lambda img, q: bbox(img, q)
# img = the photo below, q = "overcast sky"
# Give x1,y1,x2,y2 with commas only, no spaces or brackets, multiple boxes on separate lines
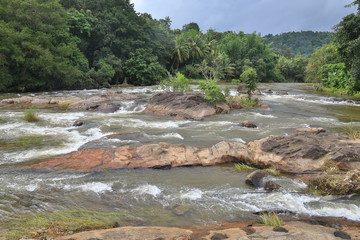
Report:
130,0,356,35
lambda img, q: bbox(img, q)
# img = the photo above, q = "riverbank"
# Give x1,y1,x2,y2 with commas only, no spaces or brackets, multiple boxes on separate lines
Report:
1,209,359,240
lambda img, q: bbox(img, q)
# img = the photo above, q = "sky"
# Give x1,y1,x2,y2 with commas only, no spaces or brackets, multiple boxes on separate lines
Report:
130,0,356,35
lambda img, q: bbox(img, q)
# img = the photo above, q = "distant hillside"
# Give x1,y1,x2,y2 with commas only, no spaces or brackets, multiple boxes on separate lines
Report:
264,31,333,58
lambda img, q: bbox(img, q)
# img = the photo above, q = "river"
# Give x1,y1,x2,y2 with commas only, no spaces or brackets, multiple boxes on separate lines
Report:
0,83,359,226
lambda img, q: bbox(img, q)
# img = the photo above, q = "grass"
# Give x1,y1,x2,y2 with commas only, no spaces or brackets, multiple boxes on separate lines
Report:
234,163,280,176
58,101,77,109
23,109,40,122
227,96,260,108
234,163,257,171
307,170,360,196
17,136,42,148
1,209,128,240
261,212,284,227
336,124,360,139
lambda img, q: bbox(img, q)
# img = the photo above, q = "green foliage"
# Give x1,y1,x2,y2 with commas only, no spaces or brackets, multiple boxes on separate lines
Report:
234,163,257,171
182,22,201,32
0,0,88,92
318,63,353,91
276,56,308,82
198,80,226,104
305,43,342,83
23,109,40,122
264,31,333,58
261,212,284,227
220,32,279,82
161,72,191,93
123,49,167,85
334,1,360,91
240,67,258,98
234,163,280,176
227,96,259,108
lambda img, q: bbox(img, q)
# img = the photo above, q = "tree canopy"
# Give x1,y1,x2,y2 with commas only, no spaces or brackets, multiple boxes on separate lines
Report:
1,0,356,93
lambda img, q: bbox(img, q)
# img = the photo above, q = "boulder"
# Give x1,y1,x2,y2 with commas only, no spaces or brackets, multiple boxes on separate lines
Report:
264,181,281,192
27,141,249,171
73,120,84,127
172,205,191,216
144,93,229,120
246,132,360,172
262,89,273,94
240,121,257,128
294,127,326,134
245,170,268,187
275,91,288,95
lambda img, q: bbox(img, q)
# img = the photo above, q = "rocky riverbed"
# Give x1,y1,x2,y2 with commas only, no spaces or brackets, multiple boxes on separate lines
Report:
0,83,359,239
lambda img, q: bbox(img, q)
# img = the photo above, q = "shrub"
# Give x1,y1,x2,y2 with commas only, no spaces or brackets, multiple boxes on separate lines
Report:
198,80,225,104
240,67,258,99
161,72,191,93
23,109,40,122
308,169,360,195
227,96,259,109
261,212,284,227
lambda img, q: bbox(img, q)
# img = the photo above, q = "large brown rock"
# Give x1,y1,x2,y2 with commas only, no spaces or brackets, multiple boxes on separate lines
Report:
144,92,229,120
55,221,359,240
28,141,249,171
246,132,360,172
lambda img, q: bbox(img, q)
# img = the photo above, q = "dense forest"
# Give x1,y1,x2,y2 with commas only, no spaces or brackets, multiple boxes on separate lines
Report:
264,31,333,58
0,0,359,94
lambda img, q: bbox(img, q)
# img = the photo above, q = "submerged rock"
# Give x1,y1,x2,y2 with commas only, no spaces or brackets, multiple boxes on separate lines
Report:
245,170,268,187
240,121,257,128
144,92,229,120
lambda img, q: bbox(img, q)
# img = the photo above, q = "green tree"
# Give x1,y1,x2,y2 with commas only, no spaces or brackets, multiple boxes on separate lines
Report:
123,49,167,85
334,0,360,91
0,0,88,92
182,22,201,32
198,80,225,104
305,43,341,83
240,67,258,99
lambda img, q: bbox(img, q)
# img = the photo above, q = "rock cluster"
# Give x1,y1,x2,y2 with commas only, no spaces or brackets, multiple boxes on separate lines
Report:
0,91,139,113
144,92,230,120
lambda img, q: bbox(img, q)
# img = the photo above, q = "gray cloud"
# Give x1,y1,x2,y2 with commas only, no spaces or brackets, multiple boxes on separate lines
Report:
131,0,356,35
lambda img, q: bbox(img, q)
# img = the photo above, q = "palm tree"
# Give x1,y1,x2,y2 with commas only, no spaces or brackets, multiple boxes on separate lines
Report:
171,36,189,71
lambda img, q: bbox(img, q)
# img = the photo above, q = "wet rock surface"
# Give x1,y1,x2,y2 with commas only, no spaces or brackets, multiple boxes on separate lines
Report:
28,132,360,173
0,91,139,113
144,92,229,120
246,132,360,172
27,141,249,171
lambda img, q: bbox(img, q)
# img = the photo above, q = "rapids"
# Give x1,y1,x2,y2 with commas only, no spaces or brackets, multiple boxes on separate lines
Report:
0,83,359,225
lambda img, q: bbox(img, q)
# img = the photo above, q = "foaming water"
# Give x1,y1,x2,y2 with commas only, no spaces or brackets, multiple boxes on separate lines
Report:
0,83,359,225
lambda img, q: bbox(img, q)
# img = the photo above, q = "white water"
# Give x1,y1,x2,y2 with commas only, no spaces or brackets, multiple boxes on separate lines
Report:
0,83,359,224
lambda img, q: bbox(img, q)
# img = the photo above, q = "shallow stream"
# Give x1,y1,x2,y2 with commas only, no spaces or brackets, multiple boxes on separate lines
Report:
0,83,359,225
